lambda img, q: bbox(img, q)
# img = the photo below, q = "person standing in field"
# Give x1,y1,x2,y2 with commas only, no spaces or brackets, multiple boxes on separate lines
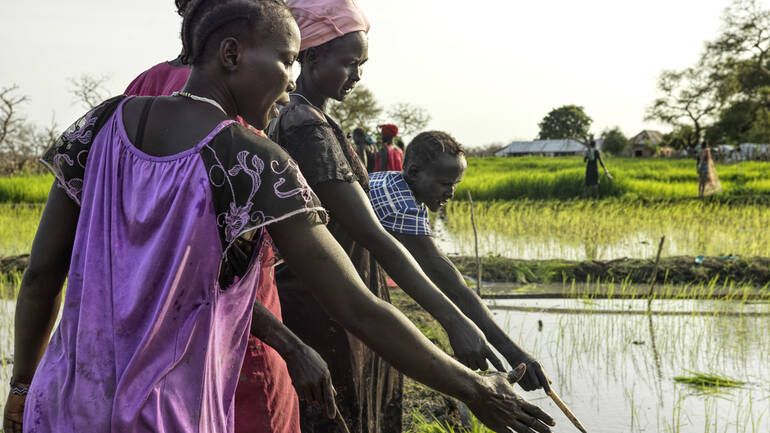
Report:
697,141,722,197
2,1,555,432
368,130,553,392
374,123,403,171
584,139,611,199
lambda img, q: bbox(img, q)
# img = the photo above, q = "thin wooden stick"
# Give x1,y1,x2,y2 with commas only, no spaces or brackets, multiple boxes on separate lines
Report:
334,406,351,433
647,236,666,308
467,190,482,296
507,371,587,433
546,389,588,433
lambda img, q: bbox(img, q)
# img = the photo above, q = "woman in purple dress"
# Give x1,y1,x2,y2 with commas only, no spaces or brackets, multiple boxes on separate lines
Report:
3,1,554,432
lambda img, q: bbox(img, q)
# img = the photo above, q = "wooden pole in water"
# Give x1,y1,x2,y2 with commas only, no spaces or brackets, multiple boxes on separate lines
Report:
467,190,482,296
647,236,666,302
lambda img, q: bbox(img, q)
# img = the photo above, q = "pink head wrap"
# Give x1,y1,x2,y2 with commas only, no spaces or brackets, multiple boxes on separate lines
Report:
287,0,371,52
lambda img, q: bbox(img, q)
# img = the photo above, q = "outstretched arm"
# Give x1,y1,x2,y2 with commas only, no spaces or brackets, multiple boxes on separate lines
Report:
4,186,76,433
391,231,551,392
267,216,554,432
313,180,502,371
249,301,336,418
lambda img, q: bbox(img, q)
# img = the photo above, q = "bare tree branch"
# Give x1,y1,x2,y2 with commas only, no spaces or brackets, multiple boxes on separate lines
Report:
68,74,110,109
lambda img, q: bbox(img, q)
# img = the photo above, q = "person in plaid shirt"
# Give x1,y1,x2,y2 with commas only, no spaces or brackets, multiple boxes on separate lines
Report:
369,131,553,393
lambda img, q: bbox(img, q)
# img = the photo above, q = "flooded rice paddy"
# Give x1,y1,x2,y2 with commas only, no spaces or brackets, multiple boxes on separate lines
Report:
437,200,770,260
489,297,770,433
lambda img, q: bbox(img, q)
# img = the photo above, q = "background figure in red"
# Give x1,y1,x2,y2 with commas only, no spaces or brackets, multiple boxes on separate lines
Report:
374,123,403,171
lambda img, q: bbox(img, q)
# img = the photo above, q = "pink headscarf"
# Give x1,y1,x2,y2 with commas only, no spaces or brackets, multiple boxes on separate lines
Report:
287,0,370,51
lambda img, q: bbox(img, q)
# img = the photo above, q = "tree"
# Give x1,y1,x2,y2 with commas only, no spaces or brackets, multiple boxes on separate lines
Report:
327,85,382,133
0,85,57,174
69,74,110,109
386,102,431,137
662,125,698,150
600,127,629,155
536,105,592,140
645,64,719,146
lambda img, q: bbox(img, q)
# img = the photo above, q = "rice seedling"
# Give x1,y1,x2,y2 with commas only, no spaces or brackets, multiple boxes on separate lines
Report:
674,372,746,391
439,199,770,260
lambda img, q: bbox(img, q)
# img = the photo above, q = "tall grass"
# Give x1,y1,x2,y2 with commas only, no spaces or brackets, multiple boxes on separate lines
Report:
440,199,770,259
0,204,43,257
0,174,53,203
456,157,770,201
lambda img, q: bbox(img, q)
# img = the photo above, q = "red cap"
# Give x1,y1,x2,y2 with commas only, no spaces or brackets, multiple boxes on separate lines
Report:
379,124,398,138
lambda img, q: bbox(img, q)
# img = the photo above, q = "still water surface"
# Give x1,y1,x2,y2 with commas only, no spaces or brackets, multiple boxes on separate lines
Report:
491,298,770,433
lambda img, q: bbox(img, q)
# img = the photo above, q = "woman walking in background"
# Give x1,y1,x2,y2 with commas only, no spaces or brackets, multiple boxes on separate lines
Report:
698,141,722,196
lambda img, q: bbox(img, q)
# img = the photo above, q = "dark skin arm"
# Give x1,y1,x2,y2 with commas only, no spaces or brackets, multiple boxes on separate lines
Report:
267,216,554,432
3,186,74,433
249,300,336,418
313,180,503,372
391,231,552,393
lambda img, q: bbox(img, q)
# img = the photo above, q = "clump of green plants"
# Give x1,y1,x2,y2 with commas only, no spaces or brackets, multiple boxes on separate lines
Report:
673,371,745,391
409,410,491,433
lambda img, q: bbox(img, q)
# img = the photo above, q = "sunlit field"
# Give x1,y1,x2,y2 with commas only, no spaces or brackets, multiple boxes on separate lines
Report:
439,199,770,260
455,157,770,201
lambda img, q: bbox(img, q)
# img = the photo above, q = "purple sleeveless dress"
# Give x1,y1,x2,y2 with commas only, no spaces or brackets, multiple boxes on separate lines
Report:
26,96,326,433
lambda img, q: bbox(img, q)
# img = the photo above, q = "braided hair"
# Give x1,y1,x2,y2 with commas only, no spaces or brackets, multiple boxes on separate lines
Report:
180,0,291,65
404,131,465,172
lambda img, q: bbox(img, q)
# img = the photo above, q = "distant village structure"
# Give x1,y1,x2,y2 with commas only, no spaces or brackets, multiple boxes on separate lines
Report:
495,139,596,157
626,130,664,157
493,129,770,161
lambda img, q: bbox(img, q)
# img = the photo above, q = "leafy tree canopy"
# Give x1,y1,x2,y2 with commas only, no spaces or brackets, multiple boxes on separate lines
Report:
536,105,592,140
600,127,629,155
327,85,382,133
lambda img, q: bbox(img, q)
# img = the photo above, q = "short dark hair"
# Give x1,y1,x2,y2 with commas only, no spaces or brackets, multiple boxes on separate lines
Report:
180,0,291,65
404,131,465,171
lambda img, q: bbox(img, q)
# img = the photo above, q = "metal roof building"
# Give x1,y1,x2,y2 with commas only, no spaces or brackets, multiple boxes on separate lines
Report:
494,139,591,157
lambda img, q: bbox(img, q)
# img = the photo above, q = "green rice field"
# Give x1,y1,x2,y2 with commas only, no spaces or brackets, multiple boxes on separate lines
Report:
455,156,770,201
1,158,769,433
438,198,770,260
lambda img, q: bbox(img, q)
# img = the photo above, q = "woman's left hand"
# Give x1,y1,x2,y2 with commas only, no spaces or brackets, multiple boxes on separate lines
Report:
3,392,26,433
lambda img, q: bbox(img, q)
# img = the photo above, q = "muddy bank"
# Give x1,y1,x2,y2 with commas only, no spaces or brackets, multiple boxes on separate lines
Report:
451,255,770,286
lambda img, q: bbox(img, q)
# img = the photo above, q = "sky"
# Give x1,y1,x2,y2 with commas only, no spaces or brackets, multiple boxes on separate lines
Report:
0,0,764,148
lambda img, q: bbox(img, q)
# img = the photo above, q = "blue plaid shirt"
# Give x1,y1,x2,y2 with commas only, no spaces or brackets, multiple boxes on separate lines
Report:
368,171,432,236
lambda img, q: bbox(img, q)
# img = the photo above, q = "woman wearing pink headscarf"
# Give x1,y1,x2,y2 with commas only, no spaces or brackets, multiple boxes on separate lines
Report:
268,1,553,432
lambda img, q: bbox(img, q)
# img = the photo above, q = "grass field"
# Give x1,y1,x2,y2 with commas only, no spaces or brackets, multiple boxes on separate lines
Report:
440,198,770,260
0,174,53,203
455,156,770,201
